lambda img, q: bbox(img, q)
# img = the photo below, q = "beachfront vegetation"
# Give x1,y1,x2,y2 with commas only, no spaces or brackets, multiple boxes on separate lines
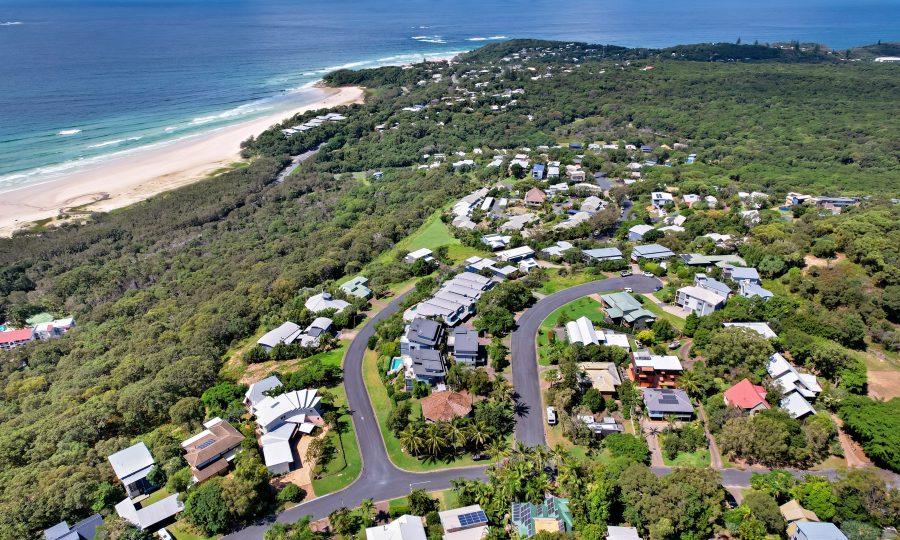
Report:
0,38,898,536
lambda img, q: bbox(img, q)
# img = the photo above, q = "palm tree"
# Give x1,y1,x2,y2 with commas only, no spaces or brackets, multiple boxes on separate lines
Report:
425,424,445,458
399,424,424,456
445,420,466,450
468,421,490,450
359,498,376,526
487,437,510,463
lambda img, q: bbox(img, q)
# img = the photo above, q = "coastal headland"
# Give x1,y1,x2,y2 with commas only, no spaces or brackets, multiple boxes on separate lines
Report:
0,85,364,236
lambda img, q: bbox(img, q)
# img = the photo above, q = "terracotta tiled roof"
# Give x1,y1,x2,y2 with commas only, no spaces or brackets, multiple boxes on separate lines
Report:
420,390,473,422
0,328,34,345
524,188,546,203
724,378,769,410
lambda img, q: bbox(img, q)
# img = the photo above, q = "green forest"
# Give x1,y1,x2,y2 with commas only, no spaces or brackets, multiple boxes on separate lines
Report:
0,39,898,538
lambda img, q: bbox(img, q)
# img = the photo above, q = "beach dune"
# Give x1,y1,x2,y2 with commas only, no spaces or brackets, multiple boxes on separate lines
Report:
0,85,364,236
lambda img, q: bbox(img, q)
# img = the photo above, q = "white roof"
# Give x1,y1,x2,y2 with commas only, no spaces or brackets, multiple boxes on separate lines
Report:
497,245,535,261
407,248,433,259
767,353,794,379
652,191,674,200
255,389,321,430
677,286,727,306
635,355,683,371
262,439,294,468
566,316,600,346
305,292,350,313
258,321,302,348
115,494,183,530
607,526,641,540
603,332,631,349
781,391,815,418
724,322,777,339
108,442,155,484
245,375,283,408
365,515,427,540
629,224,654,235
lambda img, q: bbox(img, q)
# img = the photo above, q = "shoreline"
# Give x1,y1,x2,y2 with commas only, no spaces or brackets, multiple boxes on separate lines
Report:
0,85,365,237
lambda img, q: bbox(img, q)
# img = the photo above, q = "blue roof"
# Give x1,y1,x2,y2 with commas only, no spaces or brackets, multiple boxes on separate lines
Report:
795,522,847,540
532,164,545,172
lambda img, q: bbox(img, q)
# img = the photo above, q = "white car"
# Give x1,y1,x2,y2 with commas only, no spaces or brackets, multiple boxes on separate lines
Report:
643,271,654,277
624,287,633,293
546,406,558,425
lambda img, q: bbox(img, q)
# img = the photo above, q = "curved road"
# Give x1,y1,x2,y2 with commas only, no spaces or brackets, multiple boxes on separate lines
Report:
225,293,487,539
511,275,662,446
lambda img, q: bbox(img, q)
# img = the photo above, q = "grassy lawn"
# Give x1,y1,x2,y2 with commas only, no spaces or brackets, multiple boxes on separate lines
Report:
537,269,597,295
638,295,686,331
535,297,605,366
167,522,212,540
139,487,171,507
431,489,461,510
362,350,484,471
312,367,362,496
662,448,711,467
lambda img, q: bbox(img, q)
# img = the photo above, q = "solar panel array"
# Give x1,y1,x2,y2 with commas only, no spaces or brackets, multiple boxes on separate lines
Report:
511,503,530,524
195,439,216,450
458,510,488,527
659,395,679,404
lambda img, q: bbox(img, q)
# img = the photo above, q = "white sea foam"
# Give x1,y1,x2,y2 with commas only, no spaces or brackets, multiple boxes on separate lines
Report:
0,21,23,26
88,136,142,149
468,35,508,41
412,35,446,44
58,129,81,136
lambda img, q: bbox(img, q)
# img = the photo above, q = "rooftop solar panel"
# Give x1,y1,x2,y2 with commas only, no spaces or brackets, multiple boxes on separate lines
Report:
458,510,488,526
196,439,215,450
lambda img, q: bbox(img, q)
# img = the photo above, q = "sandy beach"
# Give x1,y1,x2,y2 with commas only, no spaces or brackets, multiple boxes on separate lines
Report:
0,85,364,236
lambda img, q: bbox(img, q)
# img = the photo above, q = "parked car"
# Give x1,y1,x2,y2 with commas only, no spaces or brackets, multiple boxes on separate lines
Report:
668,340,681,350
547,406,557,425
643,271,654,277
620,270,632,277
624,287,633,293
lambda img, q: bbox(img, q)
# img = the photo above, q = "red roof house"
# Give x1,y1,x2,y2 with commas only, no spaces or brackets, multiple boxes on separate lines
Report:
0,328,35,350
524,187,547,207
723,378,769,413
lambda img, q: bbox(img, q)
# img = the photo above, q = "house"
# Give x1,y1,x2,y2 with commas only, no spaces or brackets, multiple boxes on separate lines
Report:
245,375,283,413
43,514,103,540
297,317,334,347
566,316,601,346
439,505,489,540
0,327,35,350
630,244,675,261
581,196,605,214
405,248,435,264
420,390,472,422
452,159,475,170
780,392,816,419
465,256,498,273
583,247,623,263
740,280,775,300
643,388,694,420
723,322,777,339
607,526,641,540
481,233,512,250
568,169,586,182
401,318,444,356
405,348,446,385
108,442,156,499
341,276,373,299
579,415,625,437
682,194,700,206
256,389,324,474
542,240,574,258
658,225,684,234
511,496,573,538
693,273,732,299
554,211,591,229
257,321,303,351
629,349,683,388
603,331,631,350
679,254,746,267
600,292,656,328
531,163,545,179
723,379,769,413
546,182,569,195
780,500,820,525
767,353,820,418
499,213,538,232
675,286,727,316
405,272,492,326
450,327,479,365
497,245,535,263
181,417,244,483
114,495,183,531
651,192,674,209
722,265,761,285
305,292,350,314
365,515,427,540
33,317,76,339
580,362,622,396
789,521,848,540
627,224,655,241
524,187,547,207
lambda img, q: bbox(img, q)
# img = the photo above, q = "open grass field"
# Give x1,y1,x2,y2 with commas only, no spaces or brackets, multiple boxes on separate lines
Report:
372,208,490,267
662,448,711,467
362,350,483,471
535,297,605,366
537,269,598,295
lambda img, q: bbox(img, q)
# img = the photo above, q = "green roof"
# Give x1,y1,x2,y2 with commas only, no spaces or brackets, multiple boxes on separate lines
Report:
25,312,54,325
600,292,642,312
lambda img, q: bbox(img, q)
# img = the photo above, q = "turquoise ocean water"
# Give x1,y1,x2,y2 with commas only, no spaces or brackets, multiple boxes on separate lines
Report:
0,0,897,191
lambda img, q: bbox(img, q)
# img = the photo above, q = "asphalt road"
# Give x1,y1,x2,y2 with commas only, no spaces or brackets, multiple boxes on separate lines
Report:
224,293,487,540
510,275,662,446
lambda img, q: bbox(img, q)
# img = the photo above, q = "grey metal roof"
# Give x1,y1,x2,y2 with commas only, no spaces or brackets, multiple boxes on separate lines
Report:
453,328,479,355
245,375,283,407
407,318,442,346
642,388,694,414
108,442,155,484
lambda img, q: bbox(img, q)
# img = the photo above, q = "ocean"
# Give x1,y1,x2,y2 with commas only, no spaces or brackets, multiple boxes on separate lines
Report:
1,0,897,192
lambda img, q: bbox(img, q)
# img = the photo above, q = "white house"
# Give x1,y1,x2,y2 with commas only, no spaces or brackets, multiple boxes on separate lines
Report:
651,192,674,209
255,389,324,474
305,292,350,314
675,286,727,316
366,515,427,540
404,248,435,264
566,316,601,346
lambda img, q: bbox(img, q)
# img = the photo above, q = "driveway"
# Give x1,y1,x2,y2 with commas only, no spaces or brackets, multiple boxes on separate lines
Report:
510,275,662,446
224,292,487,539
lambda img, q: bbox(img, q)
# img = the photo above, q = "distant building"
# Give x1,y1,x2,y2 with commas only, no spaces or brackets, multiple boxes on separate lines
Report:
108,442,156,499
693,273,732,299
651,192,674,209
580,362,622,397
244,375,283,413
642,388,694,420
257,321,303,351
256,389,324,474
628,224,655,241
583,247,623,263
630,244,675,261
404,248,435,264
767,353,820,419
629,349,683,388
0,327,35,350
511,496,573,538
531,163,545,179
723,322,777,339
524,187,547,207
400,318,444,356
450,327,479,365
607,526,641,540
305,292,350,314
675,285,727,316
780,500,820,525
578,414,624,437
497,245,535,263
542,240,575,258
